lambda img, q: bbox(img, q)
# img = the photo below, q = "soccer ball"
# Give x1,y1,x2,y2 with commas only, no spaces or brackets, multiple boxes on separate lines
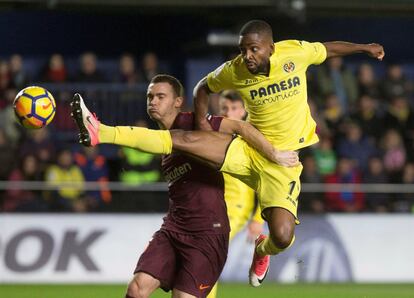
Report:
13,86,56,129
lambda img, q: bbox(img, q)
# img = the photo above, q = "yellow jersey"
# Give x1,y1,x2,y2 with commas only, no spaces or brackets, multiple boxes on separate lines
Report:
207,40,327,151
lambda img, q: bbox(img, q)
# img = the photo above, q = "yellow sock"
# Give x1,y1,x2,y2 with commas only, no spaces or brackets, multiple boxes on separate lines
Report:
207,283,218,298
256,235,295,256
99,124,172,154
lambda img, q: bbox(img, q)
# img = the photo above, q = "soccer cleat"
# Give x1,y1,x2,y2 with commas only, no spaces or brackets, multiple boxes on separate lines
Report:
70,93,100,146
249,234,270,287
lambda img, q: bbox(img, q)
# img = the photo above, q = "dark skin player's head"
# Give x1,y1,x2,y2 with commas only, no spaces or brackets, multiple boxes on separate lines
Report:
238,20,274,75
147,74,184,129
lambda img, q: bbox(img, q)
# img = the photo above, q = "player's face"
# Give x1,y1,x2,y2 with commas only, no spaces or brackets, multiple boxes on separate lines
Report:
219,99,246,120
146,82,181,122
239,33,274,74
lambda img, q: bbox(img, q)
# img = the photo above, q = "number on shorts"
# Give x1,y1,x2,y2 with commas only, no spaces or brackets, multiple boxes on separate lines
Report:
288,181,296,195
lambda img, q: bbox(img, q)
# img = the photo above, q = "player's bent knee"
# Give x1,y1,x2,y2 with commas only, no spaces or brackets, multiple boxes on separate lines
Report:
270,224,294,249
126,278,140,298
126,276,152,298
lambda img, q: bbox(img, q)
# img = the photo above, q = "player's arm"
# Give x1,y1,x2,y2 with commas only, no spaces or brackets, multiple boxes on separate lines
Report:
219,118,299,167
194,61,234,130
193,77,213,131
323,42,385,60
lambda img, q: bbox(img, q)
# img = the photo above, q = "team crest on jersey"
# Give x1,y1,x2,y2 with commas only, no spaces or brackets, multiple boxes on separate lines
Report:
283,61,295,73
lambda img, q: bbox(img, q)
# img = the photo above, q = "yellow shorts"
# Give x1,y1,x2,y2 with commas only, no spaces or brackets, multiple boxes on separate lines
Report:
220,136,303,222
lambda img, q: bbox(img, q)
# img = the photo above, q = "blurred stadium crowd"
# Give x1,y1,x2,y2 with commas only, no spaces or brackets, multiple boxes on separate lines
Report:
0,51,414,214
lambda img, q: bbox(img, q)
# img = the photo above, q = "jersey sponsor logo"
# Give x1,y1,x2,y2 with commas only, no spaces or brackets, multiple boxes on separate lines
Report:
164,162,192,184
283,61,295,73
249,76,300,100
253,89,300,106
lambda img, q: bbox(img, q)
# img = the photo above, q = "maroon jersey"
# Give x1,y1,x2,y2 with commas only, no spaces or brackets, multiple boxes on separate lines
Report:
161,112,230,235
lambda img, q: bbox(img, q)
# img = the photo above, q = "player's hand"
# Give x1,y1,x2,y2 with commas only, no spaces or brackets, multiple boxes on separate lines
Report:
246,220,264,243
273,150,300,167
196,117,213,131
365,43,385,61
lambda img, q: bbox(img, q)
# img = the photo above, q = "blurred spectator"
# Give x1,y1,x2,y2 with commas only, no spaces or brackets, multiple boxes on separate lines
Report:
74,146,111,211
312,136,337,176
357,63,381,99
0,88,23,146
9,54,28,89
306,71,322,107
219,90,246,120
337,121,376,171
52,91,78,132
73,52,105,82
397,163,414,212
45,149,86,212
309,99,331,138
383,96,414,156
140,52,160,84
300,155,324,213
325,158,364,212
118,53,140,84
363,157,389,212
41,54,67,83
119,120,161,185
0,128,15,181
3,155,46,212
19,127,56,177
0,60,12,109
317,57,358,113
322,93,345,138
380,129,407,182
381,64,412,101
350,95,384,141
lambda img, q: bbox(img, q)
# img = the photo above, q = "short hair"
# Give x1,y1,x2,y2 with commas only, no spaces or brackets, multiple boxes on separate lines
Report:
239,20,273,40
221,90,244,106
150,74,184,97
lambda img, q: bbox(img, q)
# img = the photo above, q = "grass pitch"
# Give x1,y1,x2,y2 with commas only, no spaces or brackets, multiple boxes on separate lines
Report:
1,283,413,298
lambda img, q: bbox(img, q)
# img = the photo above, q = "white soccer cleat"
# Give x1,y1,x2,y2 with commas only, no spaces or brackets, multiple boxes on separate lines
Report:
70,93,100,147
249,234,270,287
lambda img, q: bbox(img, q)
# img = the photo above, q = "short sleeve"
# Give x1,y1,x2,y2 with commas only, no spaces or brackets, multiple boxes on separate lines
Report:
206,114,224,132
206,61,234,93
299,41,327,66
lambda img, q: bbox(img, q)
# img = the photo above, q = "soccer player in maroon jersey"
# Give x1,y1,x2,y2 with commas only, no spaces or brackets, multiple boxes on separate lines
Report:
71,74,297,298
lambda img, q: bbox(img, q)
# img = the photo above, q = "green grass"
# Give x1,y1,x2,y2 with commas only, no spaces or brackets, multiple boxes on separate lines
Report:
1,283,414,298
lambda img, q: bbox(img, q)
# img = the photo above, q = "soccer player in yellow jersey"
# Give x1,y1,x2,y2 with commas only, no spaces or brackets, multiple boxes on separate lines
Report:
193,20,384,286
207,90,264,298
72,19,384,289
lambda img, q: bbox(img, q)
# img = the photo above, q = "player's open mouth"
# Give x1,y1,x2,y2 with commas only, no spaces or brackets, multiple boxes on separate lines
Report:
246,62,256,68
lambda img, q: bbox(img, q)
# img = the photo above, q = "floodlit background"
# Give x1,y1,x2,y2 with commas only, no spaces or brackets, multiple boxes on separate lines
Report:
1,1,414,297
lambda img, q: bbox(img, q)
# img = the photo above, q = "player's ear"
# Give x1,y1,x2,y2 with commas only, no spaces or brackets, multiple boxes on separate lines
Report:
270,43,275,56
175,96,184,108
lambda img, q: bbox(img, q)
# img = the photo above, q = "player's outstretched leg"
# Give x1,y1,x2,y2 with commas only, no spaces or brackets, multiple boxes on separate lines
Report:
70,94,231,167
71,93,101,146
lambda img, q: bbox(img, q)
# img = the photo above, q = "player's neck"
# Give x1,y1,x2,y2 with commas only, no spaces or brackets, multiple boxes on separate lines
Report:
157,112,179,130
258,62,271,76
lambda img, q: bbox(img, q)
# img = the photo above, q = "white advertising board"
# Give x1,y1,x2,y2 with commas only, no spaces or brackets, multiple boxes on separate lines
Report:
1,214,413,283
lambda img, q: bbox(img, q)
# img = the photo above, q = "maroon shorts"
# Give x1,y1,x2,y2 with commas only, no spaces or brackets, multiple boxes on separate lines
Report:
134,229,228,298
